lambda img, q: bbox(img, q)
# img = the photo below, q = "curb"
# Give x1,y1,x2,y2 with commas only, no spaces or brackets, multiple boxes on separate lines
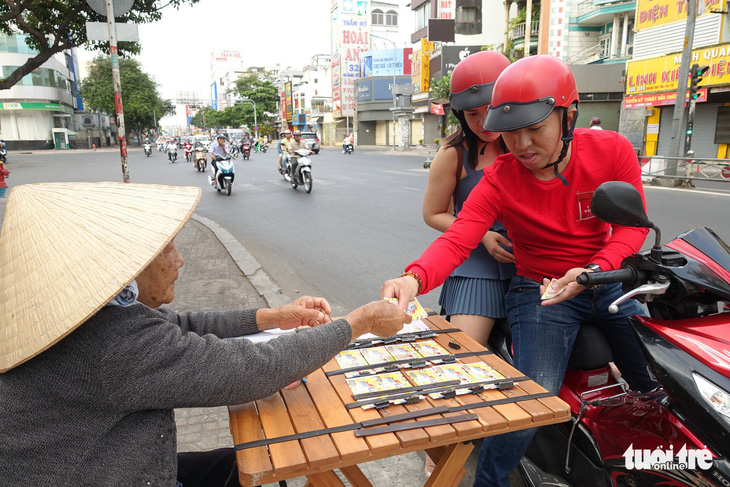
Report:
191,214,292,308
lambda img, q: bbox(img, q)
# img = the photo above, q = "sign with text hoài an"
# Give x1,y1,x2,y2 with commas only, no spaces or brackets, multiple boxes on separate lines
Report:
331,0,371,118
623,88,707,108
634,0,724,32
626,43,730,95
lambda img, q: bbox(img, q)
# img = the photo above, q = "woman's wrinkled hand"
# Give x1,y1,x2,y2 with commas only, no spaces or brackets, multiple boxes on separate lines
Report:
273,296,333,330
482,231,516,264
345,300,412,340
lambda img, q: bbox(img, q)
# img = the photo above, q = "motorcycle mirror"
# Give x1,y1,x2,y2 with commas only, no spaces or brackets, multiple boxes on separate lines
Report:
591,181,653,228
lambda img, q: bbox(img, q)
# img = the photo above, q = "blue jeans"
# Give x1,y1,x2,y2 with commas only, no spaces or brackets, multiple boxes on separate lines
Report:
474,276,655,487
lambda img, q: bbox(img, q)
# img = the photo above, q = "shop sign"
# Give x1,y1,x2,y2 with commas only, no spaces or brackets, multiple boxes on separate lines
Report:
626,43,730,95
357,79,372,101
441,46,483,76
635,0,722,32
0,102,73,113
623,89,707,108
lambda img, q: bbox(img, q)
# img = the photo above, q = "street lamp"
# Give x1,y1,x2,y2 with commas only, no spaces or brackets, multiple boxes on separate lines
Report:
371,34,397,151
236,98,258,138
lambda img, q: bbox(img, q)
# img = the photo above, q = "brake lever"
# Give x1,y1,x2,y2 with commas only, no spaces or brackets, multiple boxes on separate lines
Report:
608,281,670,314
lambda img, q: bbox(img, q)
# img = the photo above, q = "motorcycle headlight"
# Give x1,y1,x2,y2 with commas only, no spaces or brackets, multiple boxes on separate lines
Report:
692,372,730,425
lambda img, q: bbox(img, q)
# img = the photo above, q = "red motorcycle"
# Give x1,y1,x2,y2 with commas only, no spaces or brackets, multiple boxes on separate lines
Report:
488,181,730,486
183,143,193,162
241,142,251,160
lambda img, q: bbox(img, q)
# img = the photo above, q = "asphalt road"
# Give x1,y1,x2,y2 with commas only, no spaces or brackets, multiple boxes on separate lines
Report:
5,145,730,319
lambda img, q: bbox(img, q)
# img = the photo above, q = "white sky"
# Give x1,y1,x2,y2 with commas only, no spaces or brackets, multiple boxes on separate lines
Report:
79,0,335,126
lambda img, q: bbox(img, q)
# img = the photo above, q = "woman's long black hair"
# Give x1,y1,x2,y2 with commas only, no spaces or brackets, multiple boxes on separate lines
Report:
441,109,507,170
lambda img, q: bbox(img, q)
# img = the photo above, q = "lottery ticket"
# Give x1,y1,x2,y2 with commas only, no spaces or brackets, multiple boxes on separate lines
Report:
541,278,566,300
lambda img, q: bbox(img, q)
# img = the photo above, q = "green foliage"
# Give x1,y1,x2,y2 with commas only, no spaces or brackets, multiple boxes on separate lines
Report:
190,70,279,133
429,73,459,129
79,56,173,136
0,0,200,90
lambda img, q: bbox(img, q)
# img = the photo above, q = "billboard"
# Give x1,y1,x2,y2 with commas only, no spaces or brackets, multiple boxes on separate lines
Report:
331,0,371,118
360,49,413,77
285,81,293,123
441,46,484,76
210,82,218,110
625,43,730,95
634,0,722,32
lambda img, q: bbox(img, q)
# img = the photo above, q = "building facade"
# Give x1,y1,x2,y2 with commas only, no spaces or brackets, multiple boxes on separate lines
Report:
0,33,81,150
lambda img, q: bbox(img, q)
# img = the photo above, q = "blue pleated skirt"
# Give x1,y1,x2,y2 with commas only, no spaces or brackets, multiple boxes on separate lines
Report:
438,275,510,319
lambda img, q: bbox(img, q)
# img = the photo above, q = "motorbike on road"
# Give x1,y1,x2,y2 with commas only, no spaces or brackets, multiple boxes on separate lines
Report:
184,144,193,162
0,146,7,163
260,142,268,153
241,142,251,160
343,143,354,155
209,155,235,196
143,143,152,157
167,144,177,162
194,147,207,172
487,181,730,487
287,149,313,193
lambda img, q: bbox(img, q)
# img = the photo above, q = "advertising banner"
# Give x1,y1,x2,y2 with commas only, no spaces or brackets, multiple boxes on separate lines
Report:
634,0,722,32
210,82,218,110
441,46,484,76
623,89,707,108
360,49,412,77
437,0,455,18
626,42,730,95
357,79,372,101
285,81,293,123
331,0,371,117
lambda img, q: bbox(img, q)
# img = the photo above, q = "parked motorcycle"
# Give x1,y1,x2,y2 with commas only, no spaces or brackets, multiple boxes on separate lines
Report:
288,149,313,193
167,144,177,163
241,142,251,160
487,181,730,487
209,155,235,196
194,147,207,172
143,143,152,157
343,143,354,155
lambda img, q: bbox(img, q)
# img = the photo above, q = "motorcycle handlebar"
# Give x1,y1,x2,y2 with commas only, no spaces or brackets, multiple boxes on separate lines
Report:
576,266,641,287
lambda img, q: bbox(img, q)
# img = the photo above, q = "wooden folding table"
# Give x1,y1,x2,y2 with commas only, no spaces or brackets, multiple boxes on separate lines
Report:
228,313,570,487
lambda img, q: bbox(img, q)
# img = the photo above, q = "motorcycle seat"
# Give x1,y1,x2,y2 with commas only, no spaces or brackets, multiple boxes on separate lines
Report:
493,319,614,371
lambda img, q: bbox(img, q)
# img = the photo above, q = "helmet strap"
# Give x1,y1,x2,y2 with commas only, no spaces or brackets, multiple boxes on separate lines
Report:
543,106,578,186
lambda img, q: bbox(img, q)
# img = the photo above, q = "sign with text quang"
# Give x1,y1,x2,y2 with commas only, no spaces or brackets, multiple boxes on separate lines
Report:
626,42,730,95
634,0,724,32
331,0,371,118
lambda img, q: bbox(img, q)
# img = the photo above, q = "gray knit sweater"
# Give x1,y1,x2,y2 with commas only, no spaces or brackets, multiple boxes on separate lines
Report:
0,304,352,486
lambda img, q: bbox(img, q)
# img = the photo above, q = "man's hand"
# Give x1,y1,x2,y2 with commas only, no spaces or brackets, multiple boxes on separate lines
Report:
258,296,333,330
482,231,516,264
540,267,592,306
380,276,420,312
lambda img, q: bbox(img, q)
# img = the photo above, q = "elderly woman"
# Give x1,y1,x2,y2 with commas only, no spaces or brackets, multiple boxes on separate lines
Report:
0,182,410,486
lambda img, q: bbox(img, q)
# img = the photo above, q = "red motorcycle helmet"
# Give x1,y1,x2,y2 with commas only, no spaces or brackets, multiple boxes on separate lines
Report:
484,55,578,132
449,51,511,111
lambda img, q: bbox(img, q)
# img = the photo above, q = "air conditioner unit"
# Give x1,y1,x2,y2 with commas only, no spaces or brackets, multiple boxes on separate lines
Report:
627,46,633,56
82,116,94,126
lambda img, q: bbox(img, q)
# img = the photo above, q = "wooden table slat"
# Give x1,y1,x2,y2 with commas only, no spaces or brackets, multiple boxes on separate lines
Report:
256,393,308,475
228,402,273,479
305,368,371,461
281,383,342,469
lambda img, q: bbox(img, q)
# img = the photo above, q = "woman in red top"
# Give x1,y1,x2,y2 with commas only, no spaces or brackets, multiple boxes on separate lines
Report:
382,55,656,487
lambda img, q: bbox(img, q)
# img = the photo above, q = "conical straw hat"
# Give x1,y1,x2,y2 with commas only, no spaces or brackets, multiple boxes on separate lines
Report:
0,182,201,373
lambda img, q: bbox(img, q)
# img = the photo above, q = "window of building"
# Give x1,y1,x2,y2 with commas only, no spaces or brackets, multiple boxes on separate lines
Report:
2,66,70,92
599,36,610,58
415,1,431,30
373,9,384,25
386,10,398,26
461,7,477,22
0,33,39,54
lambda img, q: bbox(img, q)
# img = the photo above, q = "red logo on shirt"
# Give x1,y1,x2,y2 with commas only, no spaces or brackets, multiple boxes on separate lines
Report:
576,191,595,221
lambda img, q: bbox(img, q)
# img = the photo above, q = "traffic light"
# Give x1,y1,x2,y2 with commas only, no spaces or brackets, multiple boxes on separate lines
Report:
689,64,710,100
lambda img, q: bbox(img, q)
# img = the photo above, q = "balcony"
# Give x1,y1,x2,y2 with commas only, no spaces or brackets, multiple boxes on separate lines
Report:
575,0,635,26
509,20,540,40
565,42,634,65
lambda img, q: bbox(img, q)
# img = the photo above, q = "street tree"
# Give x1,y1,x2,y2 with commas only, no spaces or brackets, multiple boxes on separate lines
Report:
0,0,199,91
79,56,173,138
234,70,278,124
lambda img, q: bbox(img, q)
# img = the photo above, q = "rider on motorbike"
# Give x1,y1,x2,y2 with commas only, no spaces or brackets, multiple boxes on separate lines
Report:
209,134,231,174
287,131,309,181
342,134,354,153
167,138,178,161
183,140,193,160
278,129,292,173
381,55,656,487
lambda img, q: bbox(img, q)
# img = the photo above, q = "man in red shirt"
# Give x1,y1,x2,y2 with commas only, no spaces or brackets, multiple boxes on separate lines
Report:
382,55,655,486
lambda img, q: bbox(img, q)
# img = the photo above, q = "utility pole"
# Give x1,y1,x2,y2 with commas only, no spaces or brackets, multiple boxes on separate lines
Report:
666,0,698,179
105,1,130,183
